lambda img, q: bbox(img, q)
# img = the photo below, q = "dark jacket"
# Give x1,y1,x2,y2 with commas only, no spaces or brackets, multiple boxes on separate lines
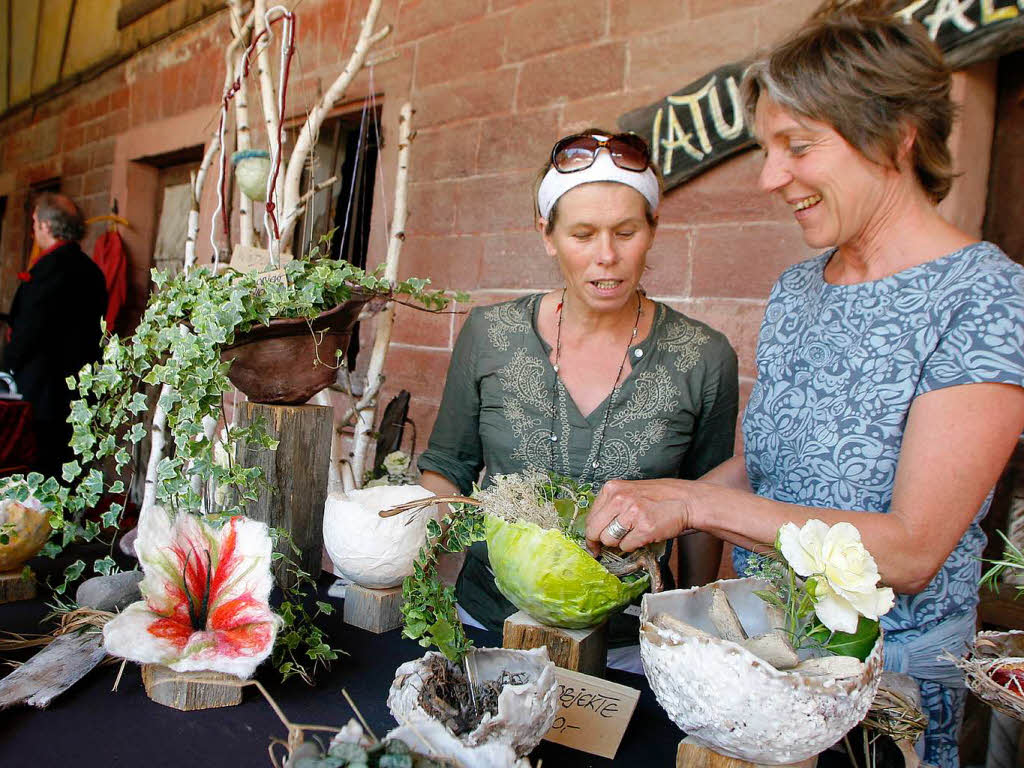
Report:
3,241,107,424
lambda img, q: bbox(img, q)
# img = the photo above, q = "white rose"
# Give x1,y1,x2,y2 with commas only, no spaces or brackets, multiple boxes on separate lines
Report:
382,451,411,477
778,519,895,634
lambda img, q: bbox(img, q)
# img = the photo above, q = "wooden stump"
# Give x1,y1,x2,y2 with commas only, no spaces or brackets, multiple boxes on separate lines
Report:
503,610,608,676
676,738,818,768
0,569,36,603
141,664,243,711
343,583,404,633
235,402,332,590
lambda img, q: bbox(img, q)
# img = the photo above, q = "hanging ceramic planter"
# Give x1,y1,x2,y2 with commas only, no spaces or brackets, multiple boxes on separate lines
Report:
220,290,373,405
231,149,271,202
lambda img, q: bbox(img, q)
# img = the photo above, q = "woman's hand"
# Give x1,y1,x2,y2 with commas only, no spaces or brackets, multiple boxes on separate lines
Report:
585,478,693,555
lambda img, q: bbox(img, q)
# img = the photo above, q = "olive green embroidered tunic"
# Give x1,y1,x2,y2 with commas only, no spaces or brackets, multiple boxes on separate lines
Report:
417,293,739,635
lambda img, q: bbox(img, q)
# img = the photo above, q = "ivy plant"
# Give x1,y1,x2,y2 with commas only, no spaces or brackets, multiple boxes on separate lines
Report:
2,232,464,681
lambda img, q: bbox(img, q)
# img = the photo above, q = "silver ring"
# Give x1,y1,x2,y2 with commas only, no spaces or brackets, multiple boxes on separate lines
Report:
604,517,631,541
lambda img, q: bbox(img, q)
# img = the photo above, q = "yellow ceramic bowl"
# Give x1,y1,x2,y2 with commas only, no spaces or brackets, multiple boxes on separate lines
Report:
0,498,51,571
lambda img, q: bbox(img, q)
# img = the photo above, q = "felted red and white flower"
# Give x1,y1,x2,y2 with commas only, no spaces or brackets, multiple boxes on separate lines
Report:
103,505,280,678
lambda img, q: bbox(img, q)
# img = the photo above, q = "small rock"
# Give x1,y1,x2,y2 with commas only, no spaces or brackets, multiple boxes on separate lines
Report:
76,571,143,611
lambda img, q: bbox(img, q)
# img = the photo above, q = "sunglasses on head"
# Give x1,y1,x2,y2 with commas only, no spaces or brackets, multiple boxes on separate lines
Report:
550,132,651,174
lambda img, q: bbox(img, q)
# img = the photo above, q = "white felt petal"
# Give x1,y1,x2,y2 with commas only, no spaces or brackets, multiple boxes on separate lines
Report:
102,601,180,665
209,516,274,611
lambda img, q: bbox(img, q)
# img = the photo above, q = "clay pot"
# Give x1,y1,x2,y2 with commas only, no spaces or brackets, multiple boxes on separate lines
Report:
0,496,51,572
221,293,372,405
640,578,884,764
387,647,558,758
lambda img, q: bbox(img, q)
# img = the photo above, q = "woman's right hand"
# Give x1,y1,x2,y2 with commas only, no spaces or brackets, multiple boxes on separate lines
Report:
585,478,693,555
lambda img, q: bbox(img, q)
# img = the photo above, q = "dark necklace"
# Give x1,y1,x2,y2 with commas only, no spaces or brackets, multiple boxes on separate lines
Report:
548,289,642,481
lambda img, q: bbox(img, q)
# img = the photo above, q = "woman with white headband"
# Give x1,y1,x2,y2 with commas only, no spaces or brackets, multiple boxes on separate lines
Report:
417,129,739,670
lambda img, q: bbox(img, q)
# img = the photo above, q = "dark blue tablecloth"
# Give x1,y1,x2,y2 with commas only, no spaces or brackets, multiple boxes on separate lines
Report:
0,572,683,766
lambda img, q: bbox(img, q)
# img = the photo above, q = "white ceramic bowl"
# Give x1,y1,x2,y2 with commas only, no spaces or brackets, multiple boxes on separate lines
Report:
388,647,558,757
640,578,884,764
322,485,436,589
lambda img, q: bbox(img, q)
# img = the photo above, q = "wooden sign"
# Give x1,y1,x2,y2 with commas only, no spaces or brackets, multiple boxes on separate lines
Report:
230,243,293,273
618,62,753,192
542,667,641,759
619,0,1024,193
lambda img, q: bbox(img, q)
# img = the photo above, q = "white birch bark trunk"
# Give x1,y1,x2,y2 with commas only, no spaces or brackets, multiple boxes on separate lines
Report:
278,0,387,256
252,0,285,261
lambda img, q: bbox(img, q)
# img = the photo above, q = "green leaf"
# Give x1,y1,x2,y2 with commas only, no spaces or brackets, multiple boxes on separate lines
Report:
808,615,880,661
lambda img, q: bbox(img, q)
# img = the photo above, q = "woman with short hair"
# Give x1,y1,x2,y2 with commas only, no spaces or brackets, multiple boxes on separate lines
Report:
584,4,1024,763
417,130,739,670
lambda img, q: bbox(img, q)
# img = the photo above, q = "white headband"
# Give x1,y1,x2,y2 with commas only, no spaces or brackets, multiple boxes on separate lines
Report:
537,149,660,220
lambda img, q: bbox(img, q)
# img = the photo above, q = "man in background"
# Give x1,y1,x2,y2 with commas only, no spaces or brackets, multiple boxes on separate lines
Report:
3,193,107,477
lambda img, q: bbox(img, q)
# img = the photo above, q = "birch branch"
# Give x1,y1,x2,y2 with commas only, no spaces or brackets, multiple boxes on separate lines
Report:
229,1,255,248
143,11,250,512
347,102,414,487
279,0,388,255
252,0,285,259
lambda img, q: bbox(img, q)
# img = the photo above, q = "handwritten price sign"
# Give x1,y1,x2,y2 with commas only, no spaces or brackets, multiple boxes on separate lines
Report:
542,668,640,759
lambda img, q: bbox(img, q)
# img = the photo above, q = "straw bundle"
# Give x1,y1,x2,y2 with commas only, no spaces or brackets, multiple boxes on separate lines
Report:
949,630,1024,722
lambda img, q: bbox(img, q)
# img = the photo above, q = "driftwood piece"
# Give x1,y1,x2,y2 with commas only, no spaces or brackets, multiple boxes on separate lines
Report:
649,613,713,640
0,570,36,603
235,402,332,589
738,631,799,670
503,610,607,676
791,655,867,679
676,737,818,768
0,632,106,709
709,585,747,642
141,664,243,710
343,583,403,634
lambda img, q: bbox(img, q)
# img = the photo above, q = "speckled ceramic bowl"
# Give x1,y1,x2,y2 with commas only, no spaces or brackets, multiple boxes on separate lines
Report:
387,647,558,757
0,496,50,571
640,578,884,764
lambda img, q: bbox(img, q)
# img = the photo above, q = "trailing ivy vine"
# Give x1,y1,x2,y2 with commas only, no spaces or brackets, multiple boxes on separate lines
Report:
2,233,463,680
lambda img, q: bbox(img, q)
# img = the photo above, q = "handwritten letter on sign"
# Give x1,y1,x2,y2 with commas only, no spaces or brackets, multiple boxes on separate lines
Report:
618,62,754,193
542,668,641,759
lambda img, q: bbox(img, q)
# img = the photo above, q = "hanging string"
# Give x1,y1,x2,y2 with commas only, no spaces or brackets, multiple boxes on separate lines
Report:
339,85,372,263
366,66,391,259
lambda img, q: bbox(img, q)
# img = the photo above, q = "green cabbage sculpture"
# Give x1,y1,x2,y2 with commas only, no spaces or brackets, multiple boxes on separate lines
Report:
485,515,649,629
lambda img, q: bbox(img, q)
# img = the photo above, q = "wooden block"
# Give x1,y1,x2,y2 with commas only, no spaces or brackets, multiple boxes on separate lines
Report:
0,569,36,603
343,583,404,633
141,664,243,711
235,402,332,590
503,610,608,677
677,738,818,768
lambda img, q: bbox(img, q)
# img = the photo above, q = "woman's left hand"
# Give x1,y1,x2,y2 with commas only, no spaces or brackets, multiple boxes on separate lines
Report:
585,478,693,555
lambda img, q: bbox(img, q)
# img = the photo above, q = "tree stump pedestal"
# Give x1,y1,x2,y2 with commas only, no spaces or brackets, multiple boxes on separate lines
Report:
502,610,608,676
0,569,36,603
343,583,404,633
676,739,818,768
141,664,243,711
235,402,333,590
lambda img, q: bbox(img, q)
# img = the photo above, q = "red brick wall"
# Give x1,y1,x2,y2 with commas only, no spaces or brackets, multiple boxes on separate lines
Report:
0,0,994,460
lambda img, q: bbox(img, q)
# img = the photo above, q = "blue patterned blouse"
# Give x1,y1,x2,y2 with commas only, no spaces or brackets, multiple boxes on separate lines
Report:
734,242,1024,642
